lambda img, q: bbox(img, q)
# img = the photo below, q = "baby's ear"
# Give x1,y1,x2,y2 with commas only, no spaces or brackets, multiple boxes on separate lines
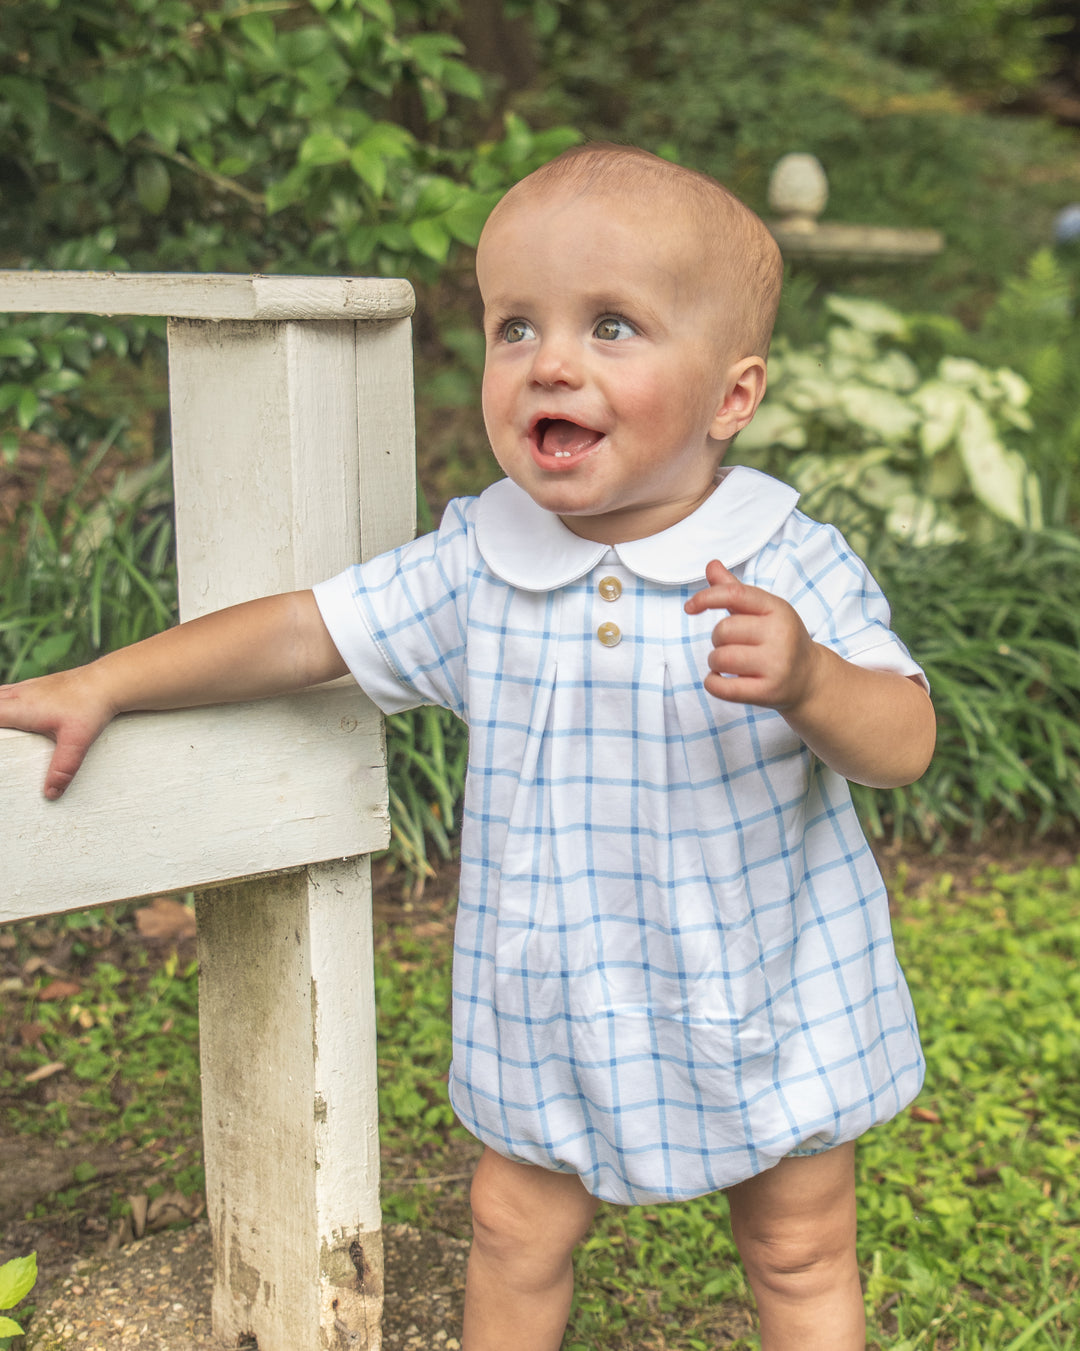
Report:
710,356,767,441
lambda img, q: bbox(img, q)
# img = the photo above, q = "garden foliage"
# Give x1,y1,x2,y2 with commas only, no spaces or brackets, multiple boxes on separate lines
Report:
735,295,1043,550
2,1,1079,862
525,0,1075,316
0,0,576,452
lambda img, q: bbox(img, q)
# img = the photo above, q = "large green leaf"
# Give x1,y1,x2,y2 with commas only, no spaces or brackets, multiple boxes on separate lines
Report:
0,1252,36,1310
957,401,1042,528
737,397,809,450
835,381,921,442
135,157,171,214
825,294,908,338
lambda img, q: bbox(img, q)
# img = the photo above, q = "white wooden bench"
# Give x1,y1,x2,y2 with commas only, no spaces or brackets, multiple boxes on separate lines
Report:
1,272,418,1350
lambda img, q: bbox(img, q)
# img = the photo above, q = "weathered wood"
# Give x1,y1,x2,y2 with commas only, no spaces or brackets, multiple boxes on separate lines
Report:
199,861,383,1351
165,308,416,1349
168,319,366,615
0,687,387,924
0,276,416,1351
356,318,417,560
0,270,414,321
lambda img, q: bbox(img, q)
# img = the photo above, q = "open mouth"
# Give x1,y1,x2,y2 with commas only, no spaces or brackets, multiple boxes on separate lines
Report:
533,417,604,460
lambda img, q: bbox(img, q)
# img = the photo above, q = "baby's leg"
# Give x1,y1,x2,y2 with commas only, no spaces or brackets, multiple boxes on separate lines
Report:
725,1142,865,1351
463,1146,599,1351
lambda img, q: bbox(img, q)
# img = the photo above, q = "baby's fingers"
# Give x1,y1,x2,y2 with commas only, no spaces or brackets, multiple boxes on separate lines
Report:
0,676,108,798
44,730,94,800
0,683,52,733
685,560,772,616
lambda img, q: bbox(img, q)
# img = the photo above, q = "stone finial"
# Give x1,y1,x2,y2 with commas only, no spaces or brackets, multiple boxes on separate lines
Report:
768,153,829,234
1054,204,1080,245
765,154,943,263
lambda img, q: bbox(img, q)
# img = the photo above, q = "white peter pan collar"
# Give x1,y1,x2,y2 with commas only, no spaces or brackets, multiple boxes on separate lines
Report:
474,465,800,592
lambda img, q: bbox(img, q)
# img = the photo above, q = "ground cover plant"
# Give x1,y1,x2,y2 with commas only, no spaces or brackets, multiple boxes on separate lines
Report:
0,906,203,1218
4,860,1078,1347
864,530,1080,843
0,1250,36,1345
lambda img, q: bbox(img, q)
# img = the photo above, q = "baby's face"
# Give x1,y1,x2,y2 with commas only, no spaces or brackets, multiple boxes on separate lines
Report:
477,187,763,544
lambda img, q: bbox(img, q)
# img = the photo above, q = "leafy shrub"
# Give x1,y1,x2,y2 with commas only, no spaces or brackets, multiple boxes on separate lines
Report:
733,294,1043,552
0,0,578,452
857,531,1080,843
965,248,1080,526
0,0,568,278
796,0,1067,98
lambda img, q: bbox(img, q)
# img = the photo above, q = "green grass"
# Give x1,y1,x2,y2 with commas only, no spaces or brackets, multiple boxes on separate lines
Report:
2,949,200,1154
4,863,1079,1344
0,916,204,1229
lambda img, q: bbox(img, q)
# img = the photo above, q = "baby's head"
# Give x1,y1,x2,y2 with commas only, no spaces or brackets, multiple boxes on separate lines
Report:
489,144,781,356
476,143,783,543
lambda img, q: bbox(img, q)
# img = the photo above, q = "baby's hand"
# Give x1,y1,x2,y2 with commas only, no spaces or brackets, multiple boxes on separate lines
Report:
0,665,116,799
684,560,822,711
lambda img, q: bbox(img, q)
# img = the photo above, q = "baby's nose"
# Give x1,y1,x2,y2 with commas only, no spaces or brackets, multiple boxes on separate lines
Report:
529,334,583,387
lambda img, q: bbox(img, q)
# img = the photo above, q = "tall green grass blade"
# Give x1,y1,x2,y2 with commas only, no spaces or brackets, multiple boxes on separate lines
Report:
1000,1298,1073,1350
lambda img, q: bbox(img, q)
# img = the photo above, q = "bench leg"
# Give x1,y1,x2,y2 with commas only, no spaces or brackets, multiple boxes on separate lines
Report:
196,858,382,1349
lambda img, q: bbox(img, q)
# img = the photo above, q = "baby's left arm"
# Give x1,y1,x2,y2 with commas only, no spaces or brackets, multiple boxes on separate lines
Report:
684,560,935,788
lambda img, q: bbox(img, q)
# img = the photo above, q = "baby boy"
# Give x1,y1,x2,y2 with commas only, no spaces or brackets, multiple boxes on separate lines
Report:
1,144,936,1350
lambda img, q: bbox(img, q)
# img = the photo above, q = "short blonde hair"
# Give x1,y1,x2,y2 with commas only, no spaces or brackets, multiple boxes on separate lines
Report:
488,143,783,359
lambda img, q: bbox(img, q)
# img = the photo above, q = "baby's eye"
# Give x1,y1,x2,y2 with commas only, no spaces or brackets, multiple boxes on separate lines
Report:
594,316,636,341
503,319,535,343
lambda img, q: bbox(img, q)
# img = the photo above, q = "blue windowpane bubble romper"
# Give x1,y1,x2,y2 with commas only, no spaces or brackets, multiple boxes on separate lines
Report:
314,466,926,1205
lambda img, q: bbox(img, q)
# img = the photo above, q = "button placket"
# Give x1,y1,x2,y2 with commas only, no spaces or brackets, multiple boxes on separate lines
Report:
594,571,626,647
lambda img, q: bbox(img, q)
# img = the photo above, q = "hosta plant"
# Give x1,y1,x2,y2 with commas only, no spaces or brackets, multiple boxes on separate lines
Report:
735,295,1043,553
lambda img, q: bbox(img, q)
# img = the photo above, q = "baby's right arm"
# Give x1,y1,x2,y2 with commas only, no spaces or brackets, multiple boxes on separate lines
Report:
0,590,347,799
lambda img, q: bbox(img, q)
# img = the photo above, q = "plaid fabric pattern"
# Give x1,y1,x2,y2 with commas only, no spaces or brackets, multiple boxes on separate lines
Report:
314,467,925,1204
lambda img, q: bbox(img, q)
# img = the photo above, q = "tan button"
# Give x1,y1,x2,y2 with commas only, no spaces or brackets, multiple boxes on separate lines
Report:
598,575,622,602
597,622,621,648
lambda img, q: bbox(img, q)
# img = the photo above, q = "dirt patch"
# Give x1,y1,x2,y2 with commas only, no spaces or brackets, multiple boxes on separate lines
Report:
23,1221,470,1351
874,829,1079,899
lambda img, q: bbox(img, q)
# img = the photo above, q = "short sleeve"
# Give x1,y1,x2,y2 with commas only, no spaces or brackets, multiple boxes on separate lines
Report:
762,515,928,691
312,499,473,715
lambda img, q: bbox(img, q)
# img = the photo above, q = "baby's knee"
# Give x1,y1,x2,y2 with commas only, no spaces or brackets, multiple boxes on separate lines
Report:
469,1151,596,1275
734,1212,856,1299
469,1169,529,1257
727,1143,859,1299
